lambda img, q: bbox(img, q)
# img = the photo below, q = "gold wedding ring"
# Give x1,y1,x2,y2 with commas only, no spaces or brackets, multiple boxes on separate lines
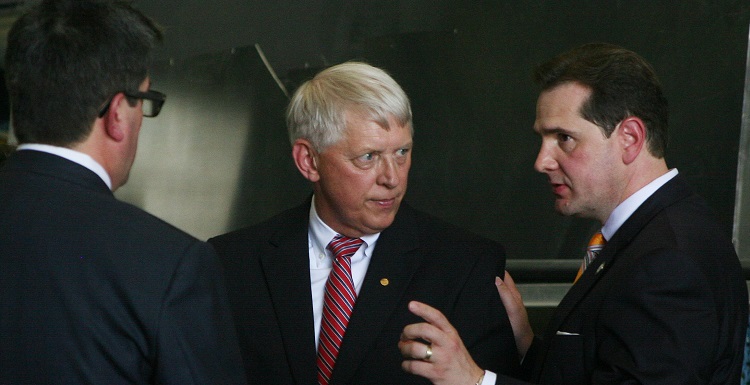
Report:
423,345,433,361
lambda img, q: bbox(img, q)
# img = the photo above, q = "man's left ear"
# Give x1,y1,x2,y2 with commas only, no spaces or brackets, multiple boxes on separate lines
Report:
102,92,128,143
618,117,646,164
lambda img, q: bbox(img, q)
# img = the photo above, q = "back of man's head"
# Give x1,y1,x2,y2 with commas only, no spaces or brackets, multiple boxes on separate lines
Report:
534,43,669,158
286,62,413,153
5,0,162,147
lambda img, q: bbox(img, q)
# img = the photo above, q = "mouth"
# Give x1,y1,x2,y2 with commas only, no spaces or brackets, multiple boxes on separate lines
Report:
371,197,398,208
551,183,569,196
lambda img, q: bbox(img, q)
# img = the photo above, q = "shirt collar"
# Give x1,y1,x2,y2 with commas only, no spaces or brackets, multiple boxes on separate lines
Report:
17,143,113,190
601,168,678,240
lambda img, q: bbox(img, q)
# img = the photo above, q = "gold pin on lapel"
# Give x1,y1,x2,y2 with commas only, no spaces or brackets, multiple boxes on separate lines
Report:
596,262,605,274
380,278,389,286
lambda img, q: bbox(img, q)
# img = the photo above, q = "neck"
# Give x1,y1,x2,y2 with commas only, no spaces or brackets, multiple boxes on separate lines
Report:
70,122,121,190
613,156,669,216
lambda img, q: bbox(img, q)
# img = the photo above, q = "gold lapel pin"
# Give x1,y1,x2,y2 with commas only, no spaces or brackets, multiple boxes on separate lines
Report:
596,262,605,274
380,278,389,286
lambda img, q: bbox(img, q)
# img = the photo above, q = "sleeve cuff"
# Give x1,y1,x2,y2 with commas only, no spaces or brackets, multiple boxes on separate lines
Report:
481,370,497,385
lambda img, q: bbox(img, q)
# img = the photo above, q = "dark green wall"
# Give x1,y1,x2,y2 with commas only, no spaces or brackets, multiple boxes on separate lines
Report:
146,1,750,263
355,2,750,260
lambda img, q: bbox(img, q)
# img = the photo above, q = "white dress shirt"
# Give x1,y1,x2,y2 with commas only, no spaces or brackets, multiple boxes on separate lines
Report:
601,168,678,241
16,143,113,190
308,198,380,348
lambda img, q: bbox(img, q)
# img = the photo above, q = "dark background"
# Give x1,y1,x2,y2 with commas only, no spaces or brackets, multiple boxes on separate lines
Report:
135,0,749,262
1,1,748,265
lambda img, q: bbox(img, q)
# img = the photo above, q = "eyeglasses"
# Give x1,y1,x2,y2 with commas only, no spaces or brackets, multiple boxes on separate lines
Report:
98,89,166,118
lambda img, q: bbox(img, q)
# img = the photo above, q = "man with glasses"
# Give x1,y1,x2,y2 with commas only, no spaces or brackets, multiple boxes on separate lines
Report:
0,0,246,383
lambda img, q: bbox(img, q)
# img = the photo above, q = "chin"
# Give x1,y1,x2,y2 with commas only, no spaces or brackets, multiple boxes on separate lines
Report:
368,217,397,233
554,201,576,217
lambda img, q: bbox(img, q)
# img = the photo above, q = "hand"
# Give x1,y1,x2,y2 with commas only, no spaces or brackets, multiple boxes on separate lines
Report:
496,271,533,359
399,301,485,385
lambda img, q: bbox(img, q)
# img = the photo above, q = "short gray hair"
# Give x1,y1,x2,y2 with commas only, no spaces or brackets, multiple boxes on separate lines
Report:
286,62,413,152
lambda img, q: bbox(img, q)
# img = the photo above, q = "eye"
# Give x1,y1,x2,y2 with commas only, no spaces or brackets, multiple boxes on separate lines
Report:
352,152,377,168
554,132,577,152
396,148,410,156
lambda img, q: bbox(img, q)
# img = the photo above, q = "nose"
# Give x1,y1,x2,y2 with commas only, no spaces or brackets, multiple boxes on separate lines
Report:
534,143,557,174
377,157,400,188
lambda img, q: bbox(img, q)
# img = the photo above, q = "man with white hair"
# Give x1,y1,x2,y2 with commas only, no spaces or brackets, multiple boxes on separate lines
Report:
210,62,520,384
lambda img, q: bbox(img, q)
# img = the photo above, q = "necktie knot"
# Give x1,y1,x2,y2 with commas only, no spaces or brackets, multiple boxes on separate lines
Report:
585,231,606,266
574,231,607,283
327,235,364,261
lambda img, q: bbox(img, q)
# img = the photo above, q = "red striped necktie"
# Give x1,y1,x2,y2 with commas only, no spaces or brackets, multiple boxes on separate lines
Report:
316,235,364,385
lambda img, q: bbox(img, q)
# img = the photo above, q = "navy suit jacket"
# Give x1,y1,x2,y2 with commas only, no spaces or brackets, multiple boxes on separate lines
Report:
0,150,246,384
209,200,520,384
500,174,748,385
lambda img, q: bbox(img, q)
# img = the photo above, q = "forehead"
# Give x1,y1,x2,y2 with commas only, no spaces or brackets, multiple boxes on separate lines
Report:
534,82,591,132
341,112,412,144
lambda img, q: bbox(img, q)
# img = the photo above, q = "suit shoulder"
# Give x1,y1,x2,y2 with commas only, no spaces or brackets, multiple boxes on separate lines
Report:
209,203,307,249
111,198,201,246
399,204,505,254
403,204,501,240
645,192,735,258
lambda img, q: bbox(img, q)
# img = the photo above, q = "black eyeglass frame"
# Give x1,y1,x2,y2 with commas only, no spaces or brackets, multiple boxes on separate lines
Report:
97,89,166,118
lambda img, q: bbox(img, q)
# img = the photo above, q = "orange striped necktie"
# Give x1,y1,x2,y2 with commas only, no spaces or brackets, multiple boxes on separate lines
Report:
574,231,606,284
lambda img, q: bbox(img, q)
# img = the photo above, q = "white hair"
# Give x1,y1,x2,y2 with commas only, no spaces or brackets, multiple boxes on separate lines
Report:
286,62,413,152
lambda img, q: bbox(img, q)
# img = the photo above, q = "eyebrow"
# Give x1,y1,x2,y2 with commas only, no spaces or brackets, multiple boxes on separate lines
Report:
534,126,572,135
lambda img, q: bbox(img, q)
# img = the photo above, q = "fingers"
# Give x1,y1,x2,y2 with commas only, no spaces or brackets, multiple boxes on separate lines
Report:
401,357,433,380
401,301,459,349
406,301,457,333
398,338,432,360
496,271,522,305
495,271,534,358
503,270,517,288
399,301,485,385
398,316,437,380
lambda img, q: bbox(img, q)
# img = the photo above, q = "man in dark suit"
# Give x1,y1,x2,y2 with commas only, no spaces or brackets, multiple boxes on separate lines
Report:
399,43,748,385
209,62,519,384
0,1,246,383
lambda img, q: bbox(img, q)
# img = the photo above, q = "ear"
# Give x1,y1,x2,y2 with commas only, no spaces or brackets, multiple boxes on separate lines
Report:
292,139,320,182
618,117,646,165
102,93,128,143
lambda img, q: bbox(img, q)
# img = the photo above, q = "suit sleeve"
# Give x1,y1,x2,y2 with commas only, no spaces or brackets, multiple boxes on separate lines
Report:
154,241,248,385
491,337,554,385
592,248,718,385
448,243,521,378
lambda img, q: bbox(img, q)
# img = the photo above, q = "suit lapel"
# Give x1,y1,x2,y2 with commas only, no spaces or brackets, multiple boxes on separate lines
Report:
545,175,693,338
262,204,318,385
329,205,423,384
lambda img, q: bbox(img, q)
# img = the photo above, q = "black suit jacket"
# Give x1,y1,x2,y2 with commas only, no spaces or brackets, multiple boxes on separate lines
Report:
0,150,246,384
500,174,748,385
209,200,519,384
